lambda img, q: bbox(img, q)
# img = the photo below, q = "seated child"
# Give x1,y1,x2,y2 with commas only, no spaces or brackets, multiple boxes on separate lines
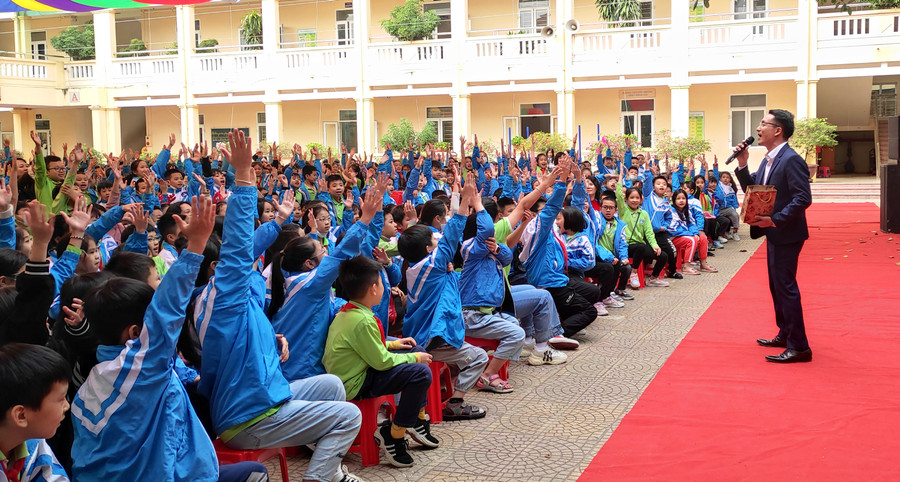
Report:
0,343,70,482
398,174,488,421
323,256,438,468
669,189,716,275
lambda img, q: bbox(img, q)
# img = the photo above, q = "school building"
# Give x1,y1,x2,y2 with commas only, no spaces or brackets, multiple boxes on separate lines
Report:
1,0,899,173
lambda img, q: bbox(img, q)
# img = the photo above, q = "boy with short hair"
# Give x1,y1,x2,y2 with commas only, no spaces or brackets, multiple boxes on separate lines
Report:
318,174,346,225
0,343,70,482
398,173,488,421
324,255,438,468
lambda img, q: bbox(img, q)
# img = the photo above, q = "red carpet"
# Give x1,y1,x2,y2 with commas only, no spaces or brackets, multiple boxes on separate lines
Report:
582,202,900,480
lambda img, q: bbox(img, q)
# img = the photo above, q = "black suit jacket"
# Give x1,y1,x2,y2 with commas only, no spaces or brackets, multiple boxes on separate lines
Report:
735,145,812,245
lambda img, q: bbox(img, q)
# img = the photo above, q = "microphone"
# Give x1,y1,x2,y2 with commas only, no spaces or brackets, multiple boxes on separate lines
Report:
725,136,754,165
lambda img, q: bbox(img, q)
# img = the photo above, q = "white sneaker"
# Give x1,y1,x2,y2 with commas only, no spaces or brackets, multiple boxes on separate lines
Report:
574,329,587,337
646,278,670,287
333,464,364,482
629,272,641,289
593,302,609,316
609,292,624,303
520,341,534,358
717,236,728,244
602,296,625,308
732,232,741,241
528,347,568,366
548,335,580,350
726,232,734,240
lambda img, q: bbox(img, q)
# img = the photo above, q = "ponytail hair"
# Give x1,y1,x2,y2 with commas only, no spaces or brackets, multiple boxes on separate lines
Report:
266,235,318,319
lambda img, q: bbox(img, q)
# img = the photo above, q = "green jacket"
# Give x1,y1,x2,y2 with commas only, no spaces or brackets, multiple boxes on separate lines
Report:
616,183,658,248
323,301,418,400
34,152,77,215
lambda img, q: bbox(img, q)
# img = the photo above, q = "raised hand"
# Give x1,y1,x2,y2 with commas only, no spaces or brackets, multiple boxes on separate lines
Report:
61,298,85,327
272,190,293,223
60,195,91,235
167,133,176,150
372,246,390,266
0,177,12,213
306,209,319,233
131,206,150,234
223,128,254,178
70,143,85,164
359,185,381,225
176,195,214,254
30,131,42,151
403,200,417,226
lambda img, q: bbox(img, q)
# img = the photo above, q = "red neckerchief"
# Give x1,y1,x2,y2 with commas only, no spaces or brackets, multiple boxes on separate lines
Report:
339,302,385,346
2,457,26,481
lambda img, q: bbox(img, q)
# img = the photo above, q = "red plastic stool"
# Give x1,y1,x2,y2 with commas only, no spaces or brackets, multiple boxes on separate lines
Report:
464,336,509,381
628,258,646,289
817,166,831,178
425,361,453,423
213,438,290,482
348,395,396,467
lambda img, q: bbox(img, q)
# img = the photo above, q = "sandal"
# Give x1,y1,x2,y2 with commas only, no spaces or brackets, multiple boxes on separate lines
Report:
683,267,701,275
442,400,487,421
477,374,514,393
700,266,719,273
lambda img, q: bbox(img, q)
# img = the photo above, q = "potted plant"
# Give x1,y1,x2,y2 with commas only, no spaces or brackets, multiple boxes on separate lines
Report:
240,11,263,50
197,39,219,53
789,117,838,180
50,23,95,61
380,0,440,42
117,38,148,58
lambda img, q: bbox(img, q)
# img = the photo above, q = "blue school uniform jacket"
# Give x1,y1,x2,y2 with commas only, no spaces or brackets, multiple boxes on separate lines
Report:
402,212,467,348
359,211,402,329
518,182,569,289
192,186,292,436
71,251,219,481
564,232,595,275
669,207,700,237
643,193,674,233
271,220,366,381
459,210,513,309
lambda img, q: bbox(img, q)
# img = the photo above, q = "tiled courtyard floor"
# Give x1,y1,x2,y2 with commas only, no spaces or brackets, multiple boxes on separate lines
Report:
266,231,763,482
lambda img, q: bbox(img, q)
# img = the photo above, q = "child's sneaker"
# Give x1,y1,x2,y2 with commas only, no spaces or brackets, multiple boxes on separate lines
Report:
732,232,741,241
528,347,568,365
407,417,440,448
726,232,734,240
374,424,414,467
520,341,534,358
713,240,725,249
593,302,609,316
609,292,624,303
602,296,625,308
333,464,365,482
629,272,641,289
646,278,670,287
616,289,635,300
548,335,580,350
717,236,728,244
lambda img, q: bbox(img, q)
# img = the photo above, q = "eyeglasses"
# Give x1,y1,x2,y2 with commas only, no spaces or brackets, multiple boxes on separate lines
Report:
600,205,616,210
48,166,67,172
759,120,781,129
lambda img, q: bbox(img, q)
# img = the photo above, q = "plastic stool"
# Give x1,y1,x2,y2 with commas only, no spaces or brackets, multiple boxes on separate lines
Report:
464,336,509,381
348,395,396,467
425,361,453,423
817,166,831,178
213,439,290,482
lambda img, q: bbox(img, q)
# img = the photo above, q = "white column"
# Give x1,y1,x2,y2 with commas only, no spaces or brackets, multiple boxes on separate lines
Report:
12,109,34,154
356,97,375,153
13,14,31,59
179,105,200,146
796,0,818,119
555,0,575,136
669,86,690,137
92,10,116,85
261,0,281,52
353,0,372,151
264,102,284,144
556,90,574,136
452,94,471,143
106,108,122,154
176,6,198,145
91,106,106,151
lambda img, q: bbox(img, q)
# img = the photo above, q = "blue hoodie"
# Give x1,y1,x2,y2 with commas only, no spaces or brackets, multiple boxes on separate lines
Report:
270,219,367,381
459,210,513,309
192,185,292,436
518,182,569,289
402,212,467,348
72,251,218,481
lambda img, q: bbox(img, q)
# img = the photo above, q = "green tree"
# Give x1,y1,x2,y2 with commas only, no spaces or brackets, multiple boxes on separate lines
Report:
117,38,148,58
240,11,263,49
418,121,438,146
381,0,440,42
380,118,439,149
50,24,95,61
197,39,219,53
789,117,839,164
595,0,642,27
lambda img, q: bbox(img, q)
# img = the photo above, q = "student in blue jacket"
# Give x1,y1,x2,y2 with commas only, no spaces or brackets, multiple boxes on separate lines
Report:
71,195,267,481
518,159,598,338
398,173,488,421
643,174,680,279
194,130,363,482
669,189,717,275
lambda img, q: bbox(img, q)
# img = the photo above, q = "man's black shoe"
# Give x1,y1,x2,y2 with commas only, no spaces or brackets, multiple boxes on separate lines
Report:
765,348,812,363
757,335,787,348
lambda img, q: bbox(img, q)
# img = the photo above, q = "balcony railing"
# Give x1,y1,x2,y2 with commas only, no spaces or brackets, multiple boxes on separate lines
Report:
818,10,900,69
0,57,55,82
111,56,178,86
689,17,795,47
369,41,450,67
282,45,355,70
468,35,551,60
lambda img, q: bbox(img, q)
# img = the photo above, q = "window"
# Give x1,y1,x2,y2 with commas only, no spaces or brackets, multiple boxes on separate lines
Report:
621,99,654,148
194,19,201,48
424,3,451,39
520,103,552,137
519,0,550,34
638,1,653,26
730,94,766,146
35,119,51,153
426,107,453,143
257,112,267,143
872,83,897,118
339,110,357,150
199,114,205,143
734,0,766,19
31,31,46,60
336,10,354,46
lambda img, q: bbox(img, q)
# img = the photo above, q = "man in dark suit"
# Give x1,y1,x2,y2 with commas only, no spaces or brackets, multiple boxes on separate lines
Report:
733,109,813,363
